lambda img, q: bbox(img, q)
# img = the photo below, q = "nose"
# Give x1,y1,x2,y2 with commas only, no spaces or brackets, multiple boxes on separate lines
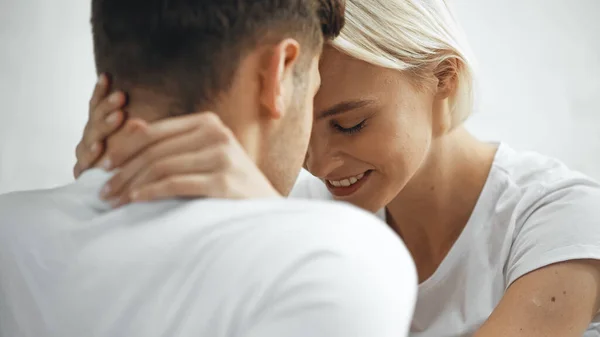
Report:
305,134,344,178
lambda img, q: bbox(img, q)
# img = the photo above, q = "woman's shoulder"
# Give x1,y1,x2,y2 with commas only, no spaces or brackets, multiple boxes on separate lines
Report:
490,142,600,219
487,143,600,205
288,169,333,200
472,143,600,255
488,144,600,287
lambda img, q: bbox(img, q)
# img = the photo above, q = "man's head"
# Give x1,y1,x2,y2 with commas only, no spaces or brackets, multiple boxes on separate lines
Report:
91,0,345,195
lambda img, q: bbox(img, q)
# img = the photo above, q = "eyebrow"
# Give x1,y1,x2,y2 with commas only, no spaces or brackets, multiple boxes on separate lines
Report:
316,99,376,120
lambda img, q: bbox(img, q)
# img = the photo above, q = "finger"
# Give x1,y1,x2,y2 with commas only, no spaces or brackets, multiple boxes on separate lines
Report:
78,110,126,170
75,138,105,175
81,93,126,151
100,130,227,199
96,119,151,171
73,157,94,179
129,174,221,202
78,111,226,178
81,108,125,156
91,91,126,123
79,83,127,171
127,148,229,194
73,162,82,179
109,194,131,209
132,111,230,148
89,73,110,111
99,112,228,175
93,107,125,136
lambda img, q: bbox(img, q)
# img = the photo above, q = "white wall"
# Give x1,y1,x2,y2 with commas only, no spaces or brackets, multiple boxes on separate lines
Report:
456,0,600,175
0,0,94,193
1,0,599,194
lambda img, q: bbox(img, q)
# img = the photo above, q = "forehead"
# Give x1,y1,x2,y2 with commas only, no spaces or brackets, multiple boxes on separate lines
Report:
315,46,403,112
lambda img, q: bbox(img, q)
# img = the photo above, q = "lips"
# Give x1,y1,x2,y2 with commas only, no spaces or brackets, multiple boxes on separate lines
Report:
327,172,365,187
325,170,372,197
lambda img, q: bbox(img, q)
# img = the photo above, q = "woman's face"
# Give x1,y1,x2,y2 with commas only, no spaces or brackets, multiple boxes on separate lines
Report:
306,47,438,212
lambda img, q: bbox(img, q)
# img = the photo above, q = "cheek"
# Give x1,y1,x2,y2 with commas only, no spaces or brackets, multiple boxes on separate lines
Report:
296,99,315,163
278,92,313,163
372,112,433,181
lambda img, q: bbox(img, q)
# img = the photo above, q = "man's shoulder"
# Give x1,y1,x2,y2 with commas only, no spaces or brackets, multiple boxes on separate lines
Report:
175,197,392,247
0,188,50,217
0,182,76,209
203,198,397,250
191,198,381,225
197,198,410,272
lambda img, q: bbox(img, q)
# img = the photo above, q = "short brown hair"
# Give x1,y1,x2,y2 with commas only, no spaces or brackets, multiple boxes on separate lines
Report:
91,0,345,115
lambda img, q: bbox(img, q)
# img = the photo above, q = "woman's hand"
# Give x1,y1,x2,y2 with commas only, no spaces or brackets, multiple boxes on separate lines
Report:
74,74,127,178
98,112,282,206
74,74,281,206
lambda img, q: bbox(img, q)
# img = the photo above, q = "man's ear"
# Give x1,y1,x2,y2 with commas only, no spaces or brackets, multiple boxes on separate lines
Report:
258,39,301,120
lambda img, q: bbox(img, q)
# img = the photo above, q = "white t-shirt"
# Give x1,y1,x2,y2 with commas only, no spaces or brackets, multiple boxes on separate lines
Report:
291,143,600,336
0,169,417,337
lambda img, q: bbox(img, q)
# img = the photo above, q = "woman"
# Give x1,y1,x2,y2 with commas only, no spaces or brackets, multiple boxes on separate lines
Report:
75,0,600,336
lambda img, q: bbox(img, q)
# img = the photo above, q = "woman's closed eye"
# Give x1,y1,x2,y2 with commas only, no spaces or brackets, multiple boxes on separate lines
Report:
332,120,367,135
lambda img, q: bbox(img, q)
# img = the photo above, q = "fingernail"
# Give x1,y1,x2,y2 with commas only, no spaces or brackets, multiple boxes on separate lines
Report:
100,184,111,199
109,92,121,104
109,198,121,208
129,190,139,201
101,158,112,171
97,74,105,85
276,96,285,111
90,142,99,153
106,112,119,125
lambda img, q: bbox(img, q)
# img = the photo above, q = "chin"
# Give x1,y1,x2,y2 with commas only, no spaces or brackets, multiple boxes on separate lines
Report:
326,172,387,213
332,188,386,214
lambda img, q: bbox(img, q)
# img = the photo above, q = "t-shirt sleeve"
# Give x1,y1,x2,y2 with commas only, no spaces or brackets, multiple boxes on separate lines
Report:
506,177,600,287
239,205,417,337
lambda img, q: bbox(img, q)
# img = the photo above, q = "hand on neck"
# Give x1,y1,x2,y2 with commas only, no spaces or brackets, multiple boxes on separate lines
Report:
120,85,266,166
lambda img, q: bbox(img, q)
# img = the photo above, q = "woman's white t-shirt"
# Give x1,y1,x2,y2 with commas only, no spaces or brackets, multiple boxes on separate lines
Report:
290,143,600,336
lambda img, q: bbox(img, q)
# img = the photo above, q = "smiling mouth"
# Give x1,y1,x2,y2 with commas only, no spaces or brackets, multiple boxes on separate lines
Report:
325,170,373,197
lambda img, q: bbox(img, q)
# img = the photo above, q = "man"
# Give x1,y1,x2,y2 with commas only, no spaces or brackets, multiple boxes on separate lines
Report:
0,1,416,337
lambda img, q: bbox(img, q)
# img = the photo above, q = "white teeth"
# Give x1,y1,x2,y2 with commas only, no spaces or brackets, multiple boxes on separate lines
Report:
328,172,367,188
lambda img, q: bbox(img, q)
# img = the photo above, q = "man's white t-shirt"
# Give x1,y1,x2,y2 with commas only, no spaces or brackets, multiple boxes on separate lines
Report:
291,143,600,336
0,169,417,337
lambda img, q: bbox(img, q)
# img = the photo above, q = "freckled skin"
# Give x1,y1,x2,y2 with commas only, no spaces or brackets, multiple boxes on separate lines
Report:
308,47,436,212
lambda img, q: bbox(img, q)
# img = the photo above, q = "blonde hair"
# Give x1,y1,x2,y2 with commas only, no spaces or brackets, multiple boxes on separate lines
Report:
332,0,475,127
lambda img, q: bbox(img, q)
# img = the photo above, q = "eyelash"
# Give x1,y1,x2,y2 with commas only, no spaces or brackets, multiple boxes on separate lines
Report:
333,120,367,135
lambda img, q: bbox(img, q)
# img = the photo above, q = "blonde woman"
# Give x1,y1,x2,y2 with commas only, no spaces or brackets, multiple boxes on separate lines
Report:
75,0,600,335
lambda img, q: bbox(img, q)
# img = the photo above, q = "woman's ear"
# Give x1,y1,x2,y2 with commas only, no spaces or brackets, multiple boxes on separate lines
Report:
434,58,460,100
431,58,461,136
258,39,301,120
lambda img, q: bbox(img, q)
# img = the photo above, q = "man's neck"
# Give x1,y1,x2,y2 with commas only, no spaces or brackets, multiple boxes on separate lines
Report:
123,87,265,166
121,88,183,122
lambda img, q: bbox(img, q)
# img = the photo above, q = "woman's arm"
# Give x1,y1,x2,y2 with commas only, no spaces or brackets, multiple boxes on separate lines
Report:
476,259,600,337
99,111,282,203
75,73,282,204
477,179,600,336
